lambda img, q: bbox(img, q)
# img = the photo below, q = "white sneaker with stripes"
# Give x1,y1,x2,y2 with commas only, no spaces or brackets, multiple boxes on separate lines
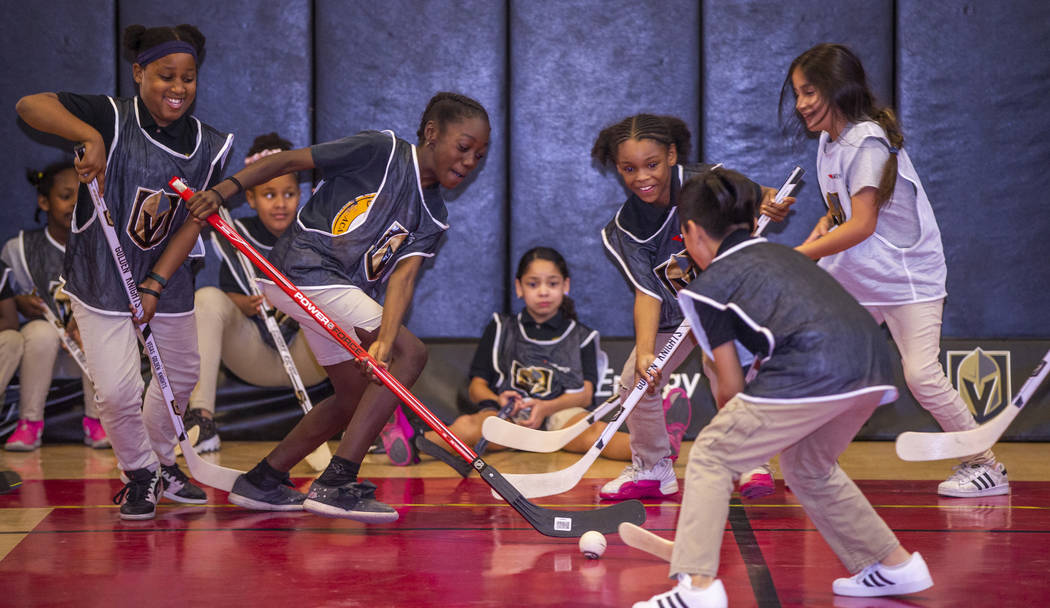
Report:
833,552,933,597
937,461,1009,498
632,574,727,608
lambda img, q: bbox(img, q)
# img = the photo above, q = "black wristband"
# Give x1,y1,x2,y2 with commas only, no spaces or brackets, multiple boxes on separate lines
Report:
146,271,168,288
138,286,161,299
226,176,244,194
207,187,226,205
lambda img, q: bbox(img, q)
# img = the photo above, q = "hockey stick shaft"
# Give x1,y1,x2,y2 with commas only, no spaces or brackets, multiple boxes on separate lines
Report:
217,208,330,470
35,295,92,380
473,400,515,455
895,348,1050,461
74,147,243,490
171,178,646,536
753,165,805,236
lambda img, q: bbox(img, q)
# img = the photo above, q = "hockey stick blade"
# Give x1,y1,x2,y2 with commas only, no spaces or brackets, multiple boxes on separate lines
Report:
753,165,804,236
171,177,645,536
480,393,621,453
895,348,1050,461
618,522,673,561
481,461,646,537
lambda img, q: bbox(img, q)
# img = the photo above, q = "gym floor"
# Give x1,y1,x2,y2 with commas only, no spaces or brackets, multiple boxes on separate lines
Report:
2,441,1048,607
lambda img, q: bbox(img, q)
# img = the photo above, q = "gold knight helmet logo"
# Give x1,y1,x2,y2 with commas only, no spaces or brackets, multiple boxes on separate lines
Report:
947,348,1011,423
511,361,553,398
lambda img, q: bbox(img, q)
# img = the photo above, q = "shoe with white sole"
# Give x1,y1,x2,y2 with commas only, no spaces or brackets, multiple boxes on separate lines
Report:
937,461,1009,498
599,457,678,500
832,552,933,597
739,464,776,499
633,574,727,608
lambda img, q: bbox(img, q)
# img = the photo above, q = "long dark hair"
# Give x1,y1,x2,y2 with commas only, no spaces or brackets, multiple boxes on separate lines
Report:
779,43,902,208
516,246,577,321
591,114,691,167
678,167,763,239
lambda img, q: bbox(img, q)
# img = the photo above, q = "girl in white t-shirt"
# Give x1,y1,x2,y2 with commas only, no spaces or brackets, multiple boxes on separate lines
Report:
781,43,1006,498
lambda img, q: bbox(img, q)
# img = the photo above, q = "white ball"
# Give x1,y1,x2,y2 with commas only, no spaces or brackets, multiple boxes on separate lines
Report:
578,530,606,559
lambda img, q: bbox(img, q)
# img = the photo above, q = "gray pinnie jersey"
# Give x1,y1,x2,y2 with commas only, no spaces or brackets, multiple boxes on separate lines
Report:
269,130,447,298
490,312,599,400
210,216,298,349
65,96,233,315
2,228,70,321
678,238,894,400
601,163,714,331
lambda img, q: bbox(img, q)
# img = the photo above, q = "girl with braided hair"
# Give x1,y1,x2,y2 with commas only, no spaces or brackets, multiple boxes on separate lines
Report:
185,92,490,522
592,114,794,502
784,43,1007,497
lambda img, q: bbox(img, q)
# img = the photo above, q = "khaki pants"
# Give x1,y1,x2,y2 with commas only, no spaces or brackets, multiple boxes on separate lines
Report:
671,388,901,577
618,330,699,468
189,287,326,414
16,319,96,421
0,329,23,394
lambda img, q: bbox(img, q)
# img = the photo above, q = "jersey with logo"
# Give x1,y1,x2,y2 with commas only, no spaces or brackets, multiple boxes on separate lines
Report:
269,130,447,300
489,312,598,400
1,229,71,322
210,216,298,349
64,96,232,315
601,163,714,331
678,237,894,400
816,121,947,305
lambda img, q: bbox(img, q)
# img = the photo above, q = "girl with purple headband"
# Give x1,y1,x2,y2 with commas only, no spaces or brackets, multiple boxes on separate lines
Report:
16,23,233,520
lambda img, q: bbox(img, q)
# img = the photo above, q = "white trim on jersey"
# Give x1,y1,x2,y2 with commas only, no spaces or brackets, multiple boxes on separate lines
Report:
513,311,578,346
11,231,33,293
209,231,253,295
411,141,450,230
491,313,506,389
737,384,899,406
133,98,203,160
600,227,663,303
609,165,684,245
63,289,195,319
0,266,10,294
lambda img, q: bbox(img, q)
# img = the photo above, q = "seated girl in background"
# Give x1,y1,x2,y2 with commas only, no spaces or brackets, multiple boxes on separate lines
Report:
3,162,105,451
185,133,326,452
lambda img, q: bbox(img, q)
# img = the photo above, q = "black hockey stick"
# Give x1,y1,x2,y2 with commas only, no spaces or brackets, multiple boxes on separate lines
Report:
171,177,646,537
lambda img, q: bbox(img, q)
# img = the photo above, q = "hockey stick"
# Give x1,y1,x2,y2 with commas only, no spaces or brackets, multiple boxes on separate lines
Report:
171,177,645,537
618,521,673,561
31,290,92,380
217,207,331,471
473,400,516,455
497,321,692,499
481,392,621,453
753,165,804,235
72,146,243,491
895,348,1050,461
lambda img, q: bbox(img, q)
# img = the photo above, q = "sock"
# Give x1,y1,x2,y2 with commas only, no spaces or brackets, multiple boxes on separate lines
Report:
245,459,289,490
317,456,361,486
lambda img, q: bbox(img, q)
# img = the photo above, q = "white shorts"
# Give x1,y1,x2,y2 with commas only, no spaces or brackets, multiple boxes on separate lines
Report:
259,282,382,367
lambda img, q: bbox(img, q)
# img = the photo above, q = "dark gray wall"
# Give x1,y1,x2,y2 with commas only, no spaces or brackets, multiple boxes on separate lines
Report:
4,0,1048,340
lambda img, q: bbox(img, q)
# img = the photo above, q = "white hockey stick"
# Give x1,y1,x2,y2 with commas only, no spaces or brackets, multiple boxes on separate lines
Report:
753,165,804,236
75,146,243,491
30,291,92,380
895,348,1050,461
618,522,673,562
499,321,692,499
480,393,621,453
218,207,331,471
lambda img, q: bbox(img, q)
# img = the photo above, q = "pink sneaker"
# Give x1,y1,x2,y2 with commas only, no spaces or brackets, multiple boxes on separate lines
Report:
662,387,692,461
82,417,110,449
5,419,44,452
379,406,419,466
739,464,775,499
599,457,678,500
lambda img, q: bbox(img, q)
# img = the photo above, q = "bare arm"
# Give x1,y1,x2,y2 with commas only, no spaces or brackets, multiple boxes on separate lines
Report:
368,255,424,367
796,186,879,260
710,341,745,408
0,299,19,332
134,221,203,323
16,93,107,191
186,148,316,219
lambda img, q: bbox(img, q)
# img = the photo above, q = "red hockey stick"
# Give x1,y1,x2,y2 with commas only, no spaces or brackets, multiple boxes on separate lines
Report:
170,177,645,537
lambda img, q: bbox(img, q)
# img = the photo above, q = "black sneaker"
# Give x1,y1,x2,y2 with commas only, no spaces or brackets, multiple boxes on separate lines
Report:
184,409,221,453
113,467,163,520
415,435,472,478
161,463,208,504
303,479,399,523
228,474,306,511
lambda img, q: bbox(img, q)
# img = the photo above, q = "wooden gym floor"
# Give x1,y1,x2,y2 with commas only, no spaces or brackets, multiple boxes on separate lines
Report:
2,440,1049,607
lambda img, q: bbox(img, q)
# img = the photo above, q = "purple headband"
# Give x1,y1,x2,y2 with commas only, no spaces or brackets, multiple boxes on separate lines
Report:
135,40,198,67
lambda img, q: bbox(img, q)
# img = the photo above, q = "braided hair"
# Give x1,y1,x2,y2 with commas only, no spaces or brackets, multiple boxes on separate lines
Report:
416,92,490,143
591,114,691,167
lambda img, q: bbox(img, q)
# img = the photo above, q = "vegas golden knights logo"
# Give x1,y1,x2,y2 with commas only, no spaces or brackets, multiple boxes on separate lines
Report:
947,348,1011,423
49,281,73,325
825,191,846,225
511,361,553,397
654,249,699,296
365,222,410,282
128,187,180,250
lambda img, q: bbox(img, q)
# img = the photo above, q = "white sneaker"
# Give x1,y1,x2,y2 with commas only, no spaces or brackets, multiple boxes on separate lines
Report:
832,552,933,597
599,457,678,500
633,574,727,608
937,462,1009,498
738,464,775,499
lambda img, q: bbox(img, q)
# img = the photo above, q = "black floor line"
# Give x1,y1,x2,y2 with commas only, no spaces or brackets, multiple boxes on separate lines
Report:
728,496,781,608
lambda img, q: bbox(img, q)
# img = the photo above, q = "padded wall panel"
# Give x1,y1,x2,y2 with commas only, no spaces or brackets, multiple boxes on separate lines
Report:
314,0,506,339
509,0,700,338
702,0,893,248
4,1,116,249
899,1,1050,338
119,2,313,290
